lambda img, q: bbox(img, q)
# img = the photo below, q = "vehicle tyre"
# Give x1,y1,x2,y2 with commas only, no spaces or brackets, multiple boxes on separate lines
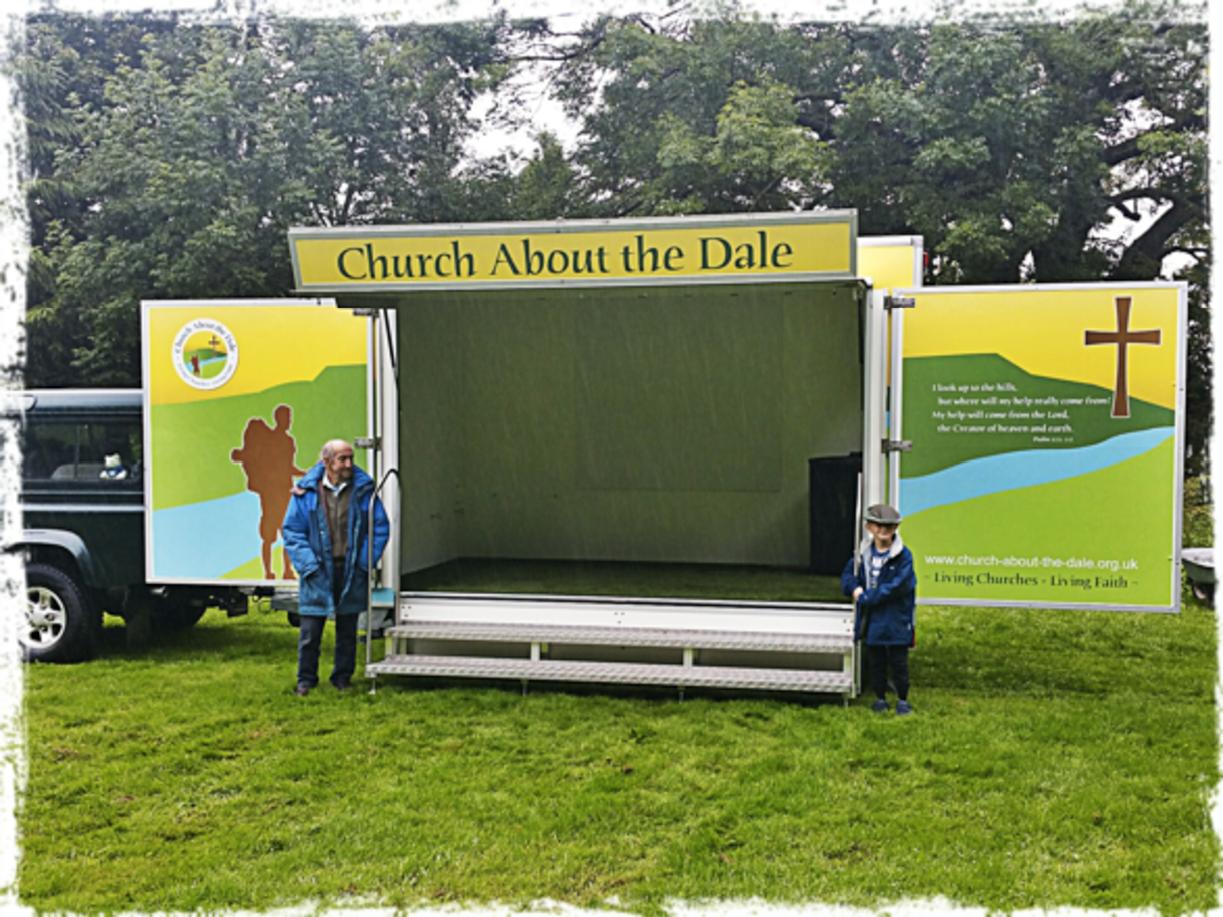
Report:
287,611,301,628
23,562,97,663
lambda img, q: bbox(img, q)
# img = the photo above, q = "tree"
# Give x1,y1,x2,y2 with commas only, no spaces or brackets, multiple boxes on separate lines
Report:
824,14,1207,285
545,6,1209,465
16,15,512,387
551,8,1205,282
552,14,848,215
17,15,183,383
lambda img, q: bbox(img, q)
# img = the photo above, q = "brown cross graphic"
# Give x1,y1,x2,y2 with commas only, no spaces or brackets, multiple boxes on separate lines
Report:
1084,296,1160,418
207,334,222,350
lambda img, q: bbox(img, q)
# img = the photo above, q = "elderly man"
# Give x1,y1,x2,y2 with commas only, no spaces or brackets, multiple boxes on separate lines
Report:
283,439,389,694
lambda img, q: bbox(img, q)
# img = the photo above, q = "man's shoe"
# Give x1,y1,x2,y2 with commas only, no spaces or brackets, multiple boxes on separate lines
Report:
294,683,311,696
332,679,352,691
871,698,889,713
896,700,913,716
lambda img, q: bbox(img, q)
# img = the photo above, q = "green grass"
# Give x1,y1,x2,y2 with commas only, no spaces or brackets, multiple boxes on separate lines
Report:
18,572,1218,914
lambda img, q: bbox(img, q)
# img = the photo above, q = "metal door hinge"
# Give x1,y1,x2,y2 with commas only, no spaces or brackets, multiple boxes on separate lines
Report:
355,436,380,449
882,439,913,453
884,296,915,310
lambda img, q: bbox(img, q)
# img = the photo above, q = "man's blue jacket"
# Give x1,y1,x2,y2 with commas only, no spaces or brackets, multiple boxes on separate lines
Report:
841,533,916,646
283,462,389,617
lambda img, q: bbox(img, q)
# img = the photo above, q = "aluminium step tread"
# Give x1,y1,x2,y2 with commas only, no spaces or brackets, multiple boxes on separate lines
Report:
367,654,852,693
387,620,852,652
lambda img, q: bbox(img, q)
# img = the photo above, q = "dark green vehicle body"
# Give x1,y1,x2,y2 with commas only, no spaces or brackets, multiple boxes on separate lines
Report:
20,389,145,586
15,389,246,661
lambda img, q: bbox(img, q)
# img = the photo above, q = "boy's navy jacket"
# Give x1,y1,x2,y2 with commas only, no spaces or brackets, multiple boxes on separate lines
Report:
841,533,916,646
283,461,390,617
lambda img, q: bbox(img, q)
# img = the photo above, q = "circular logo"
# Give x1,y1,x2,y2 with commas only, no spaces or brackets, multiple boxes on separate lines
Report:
172,319,239,390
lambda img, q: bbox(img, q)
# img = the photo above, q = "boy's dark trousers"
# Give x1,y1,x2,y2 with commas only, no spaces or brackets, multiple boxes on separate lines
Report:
866,644,910,701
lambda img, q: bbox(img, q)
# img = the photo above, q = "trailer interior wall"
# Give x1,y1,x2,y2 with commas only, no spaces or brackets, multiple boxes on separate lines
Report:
396,281,863,575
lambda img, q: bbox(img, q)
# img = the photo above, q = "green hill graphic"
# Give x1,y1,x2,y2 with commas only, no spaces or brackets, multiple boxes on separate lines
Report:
901,354,1173,478
151,363,367,510
184,347,226,362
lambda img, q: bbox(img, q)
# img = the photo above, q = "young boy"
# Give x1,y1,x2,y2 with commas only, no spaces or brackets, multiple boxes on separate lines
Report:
841,503,917,715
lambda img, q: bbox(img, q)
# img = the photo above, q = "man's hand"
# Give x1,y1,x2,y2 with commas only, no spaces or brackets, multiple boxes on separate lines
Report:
852,587,864,602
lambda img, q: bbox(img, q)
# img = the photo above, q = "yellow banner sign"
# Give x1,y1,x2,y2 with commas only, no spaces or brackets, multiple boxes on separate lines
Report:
290,214,856,291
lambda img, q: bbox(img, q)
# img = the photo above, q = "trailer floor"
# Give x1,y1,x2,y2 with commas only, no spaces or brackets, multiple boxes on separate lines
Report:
401,558,846,604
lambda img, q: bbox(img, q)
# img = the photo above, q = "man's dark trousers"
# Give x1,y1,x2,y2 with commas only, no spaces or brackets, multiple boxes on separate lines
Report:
297,558,358,688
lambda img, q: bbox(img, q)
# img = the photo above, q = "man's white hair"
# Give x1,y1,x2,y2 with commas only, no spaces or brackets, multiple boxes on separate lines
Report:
321,439,352,462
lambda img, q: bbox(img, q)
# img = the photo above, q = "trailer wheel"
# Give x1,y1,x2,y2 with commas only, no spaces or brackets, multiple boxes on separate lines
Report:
286,611,301,628
154,597,207,632
23,563,97,663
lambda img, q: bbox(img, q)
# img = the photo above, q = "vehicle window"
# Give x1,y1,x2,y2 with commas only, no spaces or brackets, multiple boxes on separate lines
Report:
22,418,142,483
21,420,76,480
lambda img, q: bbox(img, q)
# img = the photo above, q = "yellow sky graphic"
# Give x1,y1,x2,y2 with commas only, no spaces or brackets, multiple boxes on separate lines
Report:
902,286,1182,410
149,304,367,406
183,330,227,355
858,241,921,292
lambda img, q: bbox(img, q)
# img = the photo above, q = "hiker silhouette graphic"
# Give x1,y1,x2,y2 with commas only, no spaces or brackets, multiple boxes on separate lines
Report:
231,404,307,579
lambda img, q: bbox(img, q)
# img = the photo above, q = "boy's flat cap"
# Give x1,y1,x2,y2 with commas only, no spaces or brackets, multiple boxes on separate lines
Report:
864,503,902,525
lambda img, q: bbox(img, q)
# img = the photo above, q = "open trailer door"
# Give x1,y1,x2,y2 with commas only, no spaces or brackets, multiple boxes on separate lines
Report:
891,282,1187,612
140,299,391,593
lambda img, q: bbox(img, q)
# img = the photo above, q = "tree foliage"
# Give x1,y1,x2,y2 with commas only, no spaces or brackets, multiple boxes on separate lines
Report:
17,14,510,386
826,17,1207,285
546,6,1209,466
552,15,849,215
553,8,1206,284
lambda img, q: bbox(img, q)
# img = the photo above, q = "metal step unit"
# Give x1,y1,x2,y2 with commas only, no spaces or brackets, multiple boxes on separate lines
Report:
366,592,858,698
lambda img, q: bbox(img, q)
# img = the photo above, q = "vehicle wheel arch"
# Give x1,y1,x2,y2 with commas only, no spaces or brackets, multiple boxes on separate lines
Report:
14,531,99,587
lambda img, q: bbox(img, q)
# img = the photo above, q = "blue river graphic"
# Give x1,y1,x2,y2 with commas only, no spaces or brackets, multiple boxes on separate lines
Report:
899,427,1174,518
153,491,282,579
